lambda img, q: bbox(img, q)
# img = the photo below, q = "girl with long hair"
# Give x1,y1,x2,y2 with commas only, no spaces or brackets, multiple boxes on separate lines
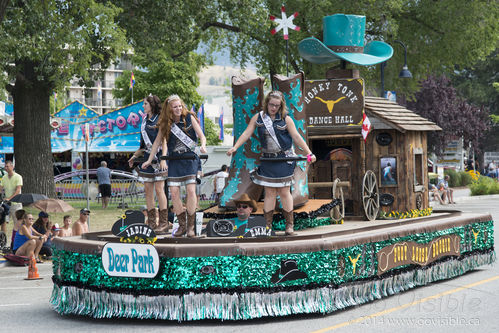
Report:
142,95,206,237
128,95,169,232
227,91,316,235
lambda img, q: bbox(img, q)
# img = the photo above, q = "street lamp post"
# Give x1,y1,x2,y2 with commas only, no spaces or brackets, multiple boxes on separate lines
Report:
380,40,412,97
395,40,412,79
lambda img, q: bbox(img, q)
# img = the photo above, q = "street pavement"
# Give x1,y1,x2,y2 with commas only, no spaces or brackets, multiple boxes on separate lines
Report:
0,191,498,333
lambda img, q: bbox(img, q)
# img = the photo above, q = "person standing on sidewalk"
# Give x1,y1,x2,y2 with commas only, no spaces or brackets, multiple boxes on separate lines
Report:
213,164,229,203
0,160,23,246
96,161,112,209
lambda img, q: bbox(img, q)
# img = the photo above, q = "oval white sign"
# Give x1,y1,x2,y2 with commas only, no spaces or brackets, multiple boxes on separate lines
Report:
102,243,159,278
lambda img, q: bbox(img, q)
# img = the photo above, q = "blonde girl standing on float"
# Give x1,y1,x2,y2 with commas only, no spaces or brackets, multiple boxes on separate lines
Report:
142,95,206,237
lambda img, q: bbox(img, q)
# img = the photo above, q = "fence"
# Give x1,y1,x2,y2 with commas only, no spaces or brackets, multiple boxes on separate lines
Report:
55,169,219,207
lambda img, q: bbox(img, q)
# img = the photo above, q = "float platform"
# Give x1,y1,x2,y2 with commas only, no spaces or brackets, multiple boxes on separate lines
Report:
50,210,495,321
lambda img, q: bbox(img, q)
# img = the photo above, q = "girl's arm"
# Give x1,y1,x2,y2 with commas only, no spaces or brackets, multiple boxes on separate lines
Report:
285,117,316,163
159,137,167,170
191,115,207,153
226,114,258,156
141,127,164,169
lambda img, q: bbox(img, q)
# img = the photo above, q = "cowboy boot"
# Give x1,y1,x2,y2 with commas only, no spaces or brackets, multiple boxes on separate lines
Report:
283,210,296,236
186,212,196,238
174,211,187,237
264,210,274,230
147,209,157,230
156,209,169,234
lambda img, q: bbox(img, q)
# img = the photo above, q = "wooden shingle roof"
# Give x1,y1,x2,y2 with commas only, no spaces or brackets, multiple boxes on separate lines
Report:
365,96,441,133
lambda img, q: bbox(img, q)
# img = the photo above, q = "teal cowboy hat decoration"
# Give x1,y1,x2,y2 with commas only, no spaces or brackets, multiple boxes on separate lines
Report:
298,14,393,66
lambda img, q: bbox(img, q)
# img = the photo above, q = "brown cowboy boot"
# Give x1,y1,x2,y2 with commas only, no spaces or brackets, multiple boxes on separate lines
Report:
186,212,196,238
283,210,296,236
174,211,187,237
264,210,274,230
147,209,157,230
156,209,169,234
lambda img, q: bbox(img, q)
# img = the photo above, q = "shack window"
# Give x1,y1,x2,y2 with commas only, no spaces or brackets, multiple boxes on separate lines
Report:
413,147,424,192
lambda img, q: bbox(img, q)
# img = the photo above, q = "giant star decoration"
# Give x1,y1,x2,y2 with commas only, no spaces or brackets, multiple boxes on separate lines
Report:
269,6,300,40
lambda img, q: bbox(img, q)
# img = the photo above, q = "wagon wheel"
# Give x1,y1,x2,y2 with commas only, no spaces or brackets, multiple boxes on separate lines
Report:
330,178,345,222
362,170,380,221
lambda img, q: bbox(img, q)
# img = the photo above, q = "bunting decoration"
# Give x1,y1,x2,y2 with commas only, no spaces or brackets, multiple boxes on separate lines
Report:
97,82,102,101
361,113,372,142
197,104,205,134
219,107,224,141
129,72,135,90
129,71,136,103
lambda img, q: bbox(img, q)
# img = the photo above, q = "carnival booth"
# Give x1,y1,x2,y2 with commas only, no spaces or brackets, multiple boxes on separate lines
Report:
50,13,495,321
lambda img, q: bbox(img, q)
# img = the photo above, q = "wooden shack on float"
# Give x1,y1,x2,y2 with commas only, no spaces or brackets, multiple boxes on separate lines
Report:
305,70,441,220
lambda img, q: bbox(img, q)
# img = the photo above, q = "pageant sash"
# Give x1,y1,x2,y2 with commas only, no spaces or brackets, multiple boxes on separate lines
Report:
171,123,197,152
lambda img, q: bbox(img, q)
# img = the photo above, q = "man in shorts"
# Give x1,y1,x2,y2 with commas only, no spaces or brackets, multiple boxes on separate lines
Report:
96,161,112,208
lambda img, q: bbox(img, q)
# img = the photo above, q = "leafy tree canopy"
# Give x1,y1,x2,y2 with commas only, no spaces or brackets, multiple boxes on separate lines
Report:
113,52,204,107
451,49,499,117
111,0,499,97
1,1,127,92
0,1,127,194
407,75,491,156
203,117,222,146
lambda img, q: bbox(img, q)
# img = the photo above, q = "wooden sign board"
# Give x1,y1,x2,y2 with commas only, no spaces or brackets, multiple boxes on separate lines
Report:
304,79,364,130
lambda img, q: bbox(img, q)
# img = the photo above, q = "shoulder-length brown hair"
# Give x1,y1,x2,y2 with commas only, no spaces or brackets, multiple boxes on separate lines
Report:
263,91,287,119
158,95,198,142
145,95,162,116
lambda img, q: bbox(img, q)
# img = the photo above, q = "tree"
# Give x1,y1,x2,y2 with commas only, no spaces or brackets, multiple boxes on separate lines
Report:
112,1,498,96
0,0,7,24
451,50,499,152
0,1,126,195
203,117,221,146
112,53,204,107
406,75,491,156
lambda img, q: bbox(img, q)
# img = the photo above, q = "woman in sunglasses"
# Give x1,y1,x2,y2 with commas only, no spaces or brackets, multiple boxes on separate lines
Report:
227,91,316,235
12,211,46,262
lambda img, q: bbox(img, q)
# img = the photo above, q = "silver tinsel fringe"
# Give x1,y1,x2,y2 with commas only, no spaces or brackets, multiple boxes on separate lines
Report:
50,252,496,321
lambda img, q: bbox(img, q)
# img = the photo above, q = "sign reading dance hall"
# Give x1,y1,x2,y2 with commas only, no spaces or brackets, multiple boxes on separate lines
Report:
304,79,364,129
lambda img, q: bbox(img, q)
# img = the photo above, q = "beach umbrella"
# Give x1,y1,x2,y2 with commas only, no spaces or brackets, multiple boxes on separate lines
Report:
10,193,48,205
31,198,74,213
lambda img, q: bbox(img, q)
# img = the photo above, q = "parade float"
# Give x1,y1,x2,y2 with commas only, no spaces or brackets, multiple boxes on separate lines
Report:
50,13,495,321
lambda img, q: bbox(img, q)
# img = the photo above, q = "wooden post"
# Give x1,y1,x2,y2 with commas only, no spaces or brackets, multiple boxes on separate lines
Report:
360,137,366,176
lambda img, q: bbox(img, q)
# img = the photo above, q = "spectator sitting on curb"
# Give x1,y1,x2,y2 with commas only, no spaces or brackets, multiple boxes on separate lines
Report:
12,212,46,263
72,208,90,236
32,211,53,258
59,215,72,237
429,183,445,205
438,175,455,204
